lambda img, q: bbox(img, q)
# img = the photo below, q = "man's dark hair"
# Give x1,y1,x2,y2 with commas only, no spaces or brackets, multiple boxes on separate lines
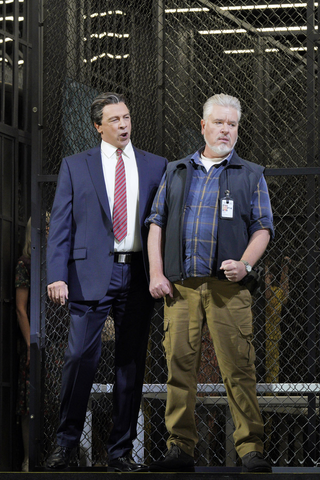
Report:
90,92,128,126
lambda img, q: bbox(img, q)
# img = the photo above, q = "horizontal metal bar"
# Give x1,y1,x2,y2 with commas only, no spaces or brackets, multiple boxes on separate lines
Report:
91,383,320,395
200,396,319,407
265,167,320,176
37,174,58,182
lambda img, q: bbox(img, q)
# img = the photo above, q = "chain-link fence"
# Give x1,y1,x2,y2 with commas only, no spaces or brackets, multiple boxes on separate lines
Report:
32,0,320,469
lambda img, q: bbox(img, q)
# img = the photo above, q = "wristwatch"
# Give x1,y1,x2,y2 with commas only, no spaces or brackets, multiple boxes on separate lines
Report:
240,260,252,274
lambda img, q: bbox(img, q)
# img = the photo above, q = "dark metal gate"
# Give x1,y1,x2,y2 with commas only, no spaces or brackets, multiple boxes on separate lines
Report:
0,0,32,470
30,0,320,470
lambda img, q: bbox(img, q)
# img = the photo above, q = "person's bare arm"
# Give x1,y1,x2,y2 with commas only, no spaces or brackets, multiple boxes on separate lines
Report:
148,223,173,299
16,287,31,366
221,229,271,282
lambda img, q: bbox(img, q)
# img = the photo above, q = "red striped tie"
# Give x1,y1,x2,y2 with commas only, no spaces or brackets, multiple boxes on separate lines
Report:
113,149,127,242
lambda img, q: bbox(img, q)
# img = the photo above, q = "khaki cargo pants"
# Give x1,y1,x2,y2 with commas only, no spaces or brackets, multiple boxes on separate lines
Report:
163,276,264,458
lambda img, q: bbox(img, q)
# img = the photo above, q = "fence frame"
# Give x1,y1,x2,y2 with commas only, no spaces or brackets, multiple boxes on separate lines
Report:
29,0,320,470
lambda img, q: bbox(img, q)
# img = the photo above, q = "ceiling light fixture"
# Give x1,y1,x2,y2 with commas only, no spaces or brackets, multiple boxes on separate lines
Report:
83,10,126,19
83,52,130,62
165,8,209,13
199,25,309,34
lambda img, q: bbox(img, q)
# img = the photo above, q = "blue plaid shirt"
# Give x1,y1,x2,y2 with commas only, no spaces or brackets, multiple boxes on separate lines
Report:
147,149,273,278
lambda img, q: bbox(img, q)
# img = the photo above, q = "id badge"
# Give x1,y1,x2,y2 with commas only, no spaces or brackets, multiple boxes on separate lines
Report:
220,192,234,219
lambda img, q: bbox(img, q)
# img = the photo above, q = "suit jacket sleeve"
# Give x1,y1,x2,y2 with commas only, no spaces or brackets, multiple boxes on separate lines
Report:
46,158,73,285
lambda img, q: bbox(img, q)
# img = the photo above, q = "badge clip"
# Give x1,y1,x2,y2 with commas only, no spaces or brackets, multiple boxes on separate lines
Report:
220,190,234,219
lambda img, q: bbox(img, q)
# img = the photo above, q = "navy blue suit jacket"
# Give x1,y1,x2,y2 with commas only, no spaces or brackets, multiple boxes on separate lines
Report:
47,144,168,301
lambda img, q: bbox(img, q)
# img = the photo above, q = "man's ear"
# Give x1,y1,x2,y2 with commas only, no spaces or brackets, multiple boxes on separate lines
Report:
94,122,102,134
200,118,205,135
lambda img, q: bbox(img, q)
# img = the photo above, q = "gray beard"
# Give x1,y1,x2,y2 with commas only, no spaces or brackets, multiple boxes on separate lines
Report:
205,135,237,156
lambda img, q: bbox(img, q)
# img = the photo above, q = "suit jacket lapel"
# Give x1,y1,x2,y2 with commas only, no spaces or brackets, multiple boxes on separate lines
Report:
86,145,112,221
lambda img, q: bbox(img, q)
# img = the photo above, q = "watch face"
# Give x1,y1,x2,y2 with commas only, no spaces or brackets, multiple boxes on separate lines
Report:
241,260,252,273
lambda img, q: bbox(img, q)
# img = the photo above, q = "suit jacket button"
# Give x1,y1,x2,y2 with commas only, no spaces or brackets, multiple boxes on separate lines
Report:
109,252,113,256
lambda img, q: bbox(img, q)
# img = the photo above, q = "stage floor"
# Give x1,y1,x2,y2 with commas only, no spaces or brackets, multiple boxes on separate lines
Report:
1,467,320,479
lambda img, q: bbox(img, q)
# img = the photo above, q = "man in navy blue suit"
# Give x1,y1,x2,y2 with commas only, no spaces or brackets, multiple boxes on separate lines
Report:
45,92,167,471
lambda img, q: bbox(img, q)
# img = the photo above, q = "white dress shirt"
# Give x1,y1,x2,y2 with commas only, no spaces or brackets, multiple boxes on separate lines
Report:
100,140,142,252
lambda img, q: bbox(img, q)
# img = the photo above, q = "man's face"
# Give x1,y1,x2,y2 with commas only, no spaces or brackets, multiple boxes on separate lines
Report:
201,105,239,158
94,102,131,149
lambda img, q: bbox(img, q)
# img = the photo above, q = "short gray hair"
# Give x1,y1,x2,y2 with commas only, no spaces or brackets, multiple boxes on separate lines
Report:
203,93,241,122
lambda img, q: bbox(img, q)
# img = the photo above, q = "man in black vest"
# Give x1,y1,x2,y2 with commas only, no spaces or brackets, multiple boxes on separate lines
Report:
146,93,274,473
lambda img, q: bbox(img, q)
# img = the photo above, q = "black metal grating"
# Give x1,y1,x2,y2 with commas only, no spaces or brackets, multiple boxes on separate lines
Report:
33,0,320,469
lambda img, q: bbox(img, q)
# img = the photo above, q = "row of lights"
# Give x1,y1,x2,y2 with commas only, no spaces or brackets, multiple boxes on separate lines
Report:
84,26,311,44
82,6,314,40
83,52,129,62
1,3,316,18
0,57,24,64
1,3,309,13
224,46,313,54
86,32,129,40
0,16,24,21
0,0,24,4
0,32,309,58
199,26,309,34
221,3,317,11
1,5,313,62
165,4,318,12
0,0,24,64
84,44,313,61
84,5,318,16
83,11,128,60
83,10,126,19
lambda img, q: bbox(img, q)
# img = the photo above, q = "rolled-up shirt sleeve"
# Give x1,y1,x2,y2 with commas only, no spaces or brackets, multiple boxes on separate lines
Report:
145,173,168,229
249,174,274,239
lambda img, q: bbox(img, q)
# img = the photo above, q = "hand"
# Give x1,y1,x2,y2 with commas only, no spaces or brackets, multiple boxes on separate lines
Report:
220,259,247,282
47,281,69,305
149,273,173,299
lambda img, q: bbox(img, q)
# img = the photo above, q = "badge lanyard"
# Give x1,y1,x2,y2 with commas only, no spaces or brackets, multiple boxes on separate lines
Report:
220,169,234,220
